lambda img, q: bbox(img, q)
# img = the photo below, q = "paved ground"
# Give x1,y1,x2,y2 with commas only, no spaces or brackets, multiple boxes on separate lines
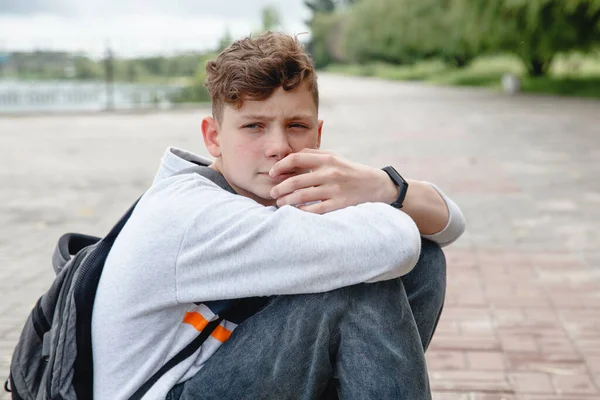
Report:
1,73,599,399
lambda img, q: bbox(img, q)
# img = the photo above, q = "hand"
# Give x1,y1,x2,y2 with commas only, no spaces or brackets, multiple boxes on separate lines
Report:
269,149,399,214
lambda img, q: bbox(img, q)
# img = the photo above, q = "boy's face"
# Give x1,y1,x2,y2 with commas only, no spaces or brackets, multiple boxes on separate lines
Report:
202,82,323,206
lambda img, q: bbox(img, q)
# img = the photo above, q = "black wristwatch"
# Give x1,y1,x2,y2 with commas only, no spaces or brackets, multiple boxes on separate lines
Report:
382,166,409,208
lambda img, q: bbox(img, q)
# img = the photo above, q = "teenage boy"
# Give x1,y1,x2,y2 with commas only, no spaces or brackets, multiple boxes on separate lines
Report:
92,32,465,400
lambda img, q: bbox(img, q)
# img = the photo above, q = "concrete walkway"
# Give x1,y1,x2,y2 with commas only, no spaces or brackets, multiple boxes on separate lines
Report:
1,73,599,399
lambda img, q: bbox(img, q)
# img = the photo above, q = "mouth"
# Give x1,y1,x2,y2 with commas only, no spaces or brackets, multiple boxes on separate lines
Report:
259,171,296,183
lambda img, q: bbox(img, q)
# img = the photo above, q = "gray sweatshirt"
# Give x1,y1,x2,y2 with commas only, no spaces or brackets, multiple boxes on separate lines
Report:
91,147,466,400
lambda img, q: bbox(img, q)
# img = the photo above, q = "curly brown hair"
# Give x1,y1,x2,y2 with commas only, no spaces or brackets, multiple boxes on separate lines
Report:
205,31,319,122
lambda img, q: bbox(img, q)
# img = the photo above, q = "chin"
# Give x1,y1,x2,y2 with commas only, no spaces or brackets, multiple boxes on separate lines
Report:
245,186,276,206
257,190,276,203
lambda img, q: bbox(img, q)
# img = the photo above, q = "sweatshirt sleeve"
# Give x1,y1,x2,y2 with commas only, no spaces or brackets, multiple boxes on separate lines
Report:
172,176,422,303
421,182,466,247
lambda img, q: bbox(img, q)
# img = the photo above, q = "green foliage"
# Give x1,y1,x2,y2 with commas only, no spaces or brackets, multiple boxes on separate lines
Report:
343,0,480,67
112,53,207,83
304,0,337,14
170,53,216,103
344,0,418,64
304,0,359,67
310,12,349,67
429,0,482,67
137,56,169,76
123,62,142,82
261,5,282,32
73,56,103,80
304,0,358,15
467,0,600,76
217,29,234,52
6,51,75,80
521,76,600,97
327,60,449,80
5,49,220,107
326,53,600,98
313,0,600,77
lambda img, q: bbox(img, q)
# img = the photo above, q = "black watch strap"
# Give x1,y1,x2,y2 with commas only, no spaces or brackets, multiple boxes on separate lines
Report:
382,166,409,208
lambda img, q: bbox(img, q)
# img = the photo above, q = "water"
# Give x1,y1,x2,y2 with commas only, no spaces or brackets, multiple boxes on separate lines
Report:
0,80,185,113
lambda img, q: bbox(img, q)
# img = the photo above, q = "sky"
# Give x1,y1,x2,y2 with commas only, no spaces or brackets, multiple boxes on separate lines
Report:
0,0,310,57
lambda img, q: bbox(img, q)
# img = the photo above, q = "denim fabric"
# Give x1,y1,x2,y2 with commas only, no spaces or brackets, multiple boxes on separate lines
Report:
167,239,446,400
403,239,447,351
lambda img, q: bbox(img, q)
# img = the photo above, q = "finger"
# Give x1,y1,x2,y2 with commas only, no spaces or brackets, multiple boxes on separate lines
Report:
270,170,326,198
299,148,335,155
270,152,332,176
297,199,339,215
276,186,330,208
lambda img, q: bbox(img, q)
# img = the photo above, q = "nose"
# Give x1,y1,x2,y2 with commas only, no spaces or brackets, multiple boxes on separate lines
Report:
264,129,292,160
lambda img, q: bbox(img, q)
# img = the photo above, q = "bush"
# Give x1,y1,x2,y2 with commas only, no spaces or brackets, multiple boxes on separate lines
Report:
342,0,480,67
309,12,349,68
170,53,216,103
467,0,600,76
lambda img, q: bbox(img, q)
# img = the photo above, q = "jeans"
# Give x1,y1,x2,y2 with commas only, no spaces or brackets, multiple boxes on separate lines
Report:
167,239,446,400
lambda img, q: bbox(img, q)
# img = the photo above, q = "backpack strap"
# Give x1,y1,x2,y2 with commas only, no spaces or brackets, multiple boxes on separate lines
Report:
50,165,229,398
51,166,219,274
127,166,237,400
51,197,141,275
127,317,223,400
51,165,224,274
53,233,102,274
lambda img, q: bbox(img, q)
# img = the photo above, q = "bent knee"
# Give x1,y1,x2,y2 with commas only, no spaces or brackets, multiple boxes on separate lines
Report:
406,239,447,302
420,239,446,276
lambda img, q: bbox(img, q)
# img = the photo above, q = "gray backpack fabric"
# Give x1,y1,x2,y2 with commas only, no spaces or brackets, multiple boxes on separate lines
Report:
5,167,225,400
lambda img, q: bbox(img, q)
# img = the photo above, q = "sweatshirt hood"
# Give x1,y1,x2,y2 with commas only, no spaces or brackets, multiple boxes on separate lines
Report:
153,147,213,185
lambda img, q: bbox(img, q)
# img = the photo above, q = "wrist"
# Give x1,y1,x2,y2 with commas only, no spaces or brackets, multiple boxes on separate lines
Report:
381,166,410,208
400,179,419,211
377,169,401,204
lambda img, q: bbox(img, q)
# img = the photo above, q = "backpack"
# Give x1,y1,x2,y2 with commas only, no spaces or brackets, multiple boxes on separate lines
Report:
4,167,253,400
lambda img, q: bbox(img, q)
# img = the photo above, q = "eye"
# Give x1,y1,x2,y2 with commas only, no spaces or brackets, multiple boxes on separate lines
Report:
243,123,262,130
289,123,309,129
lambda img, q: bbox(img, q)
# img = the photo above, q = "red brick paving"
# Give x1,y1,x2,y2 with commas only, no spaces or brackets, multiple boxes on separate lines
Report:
429,249,600,398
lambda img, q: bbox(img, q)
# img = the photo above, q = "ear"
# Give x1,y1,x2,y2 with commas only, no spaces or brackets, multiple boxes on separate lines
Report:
202,116,221,158
316,119,324,149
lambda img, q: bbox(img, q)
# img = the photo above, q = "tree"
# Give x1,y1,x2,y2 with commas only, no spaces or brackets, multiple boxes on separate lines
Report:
343,0,481,67
303,0,358,17
304,0,336,17
425,0,481,68
217,28,233,52
343,0,435,64
261,5,282,32
171,53,215,103
140,56,169,76
125,63,140,82
73,56,102,80
311,12,349,67
468,0,600,76
304,0,364,67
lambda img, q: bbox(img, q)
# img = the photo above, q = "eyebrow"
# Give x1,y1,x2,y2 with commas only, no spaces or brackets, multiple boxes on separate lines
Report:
239,114,313,121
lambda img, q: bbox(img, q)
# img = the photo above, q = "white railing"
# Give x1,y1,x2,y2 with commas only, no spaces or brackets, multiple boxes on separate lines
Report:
0,80,185,113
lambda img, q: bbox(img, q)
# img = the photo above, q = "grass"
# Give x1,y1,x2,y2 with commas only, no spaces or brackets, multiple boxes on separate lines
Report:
325,53,600,99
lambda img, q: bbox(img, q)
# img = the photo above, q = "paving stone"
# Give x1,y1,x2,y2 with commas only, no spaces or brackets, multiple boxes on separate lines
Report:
552,374,598,395
518,395,600,400
466,352,507,371
427,351,468,370
431,370,511,392
508,372,555,394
